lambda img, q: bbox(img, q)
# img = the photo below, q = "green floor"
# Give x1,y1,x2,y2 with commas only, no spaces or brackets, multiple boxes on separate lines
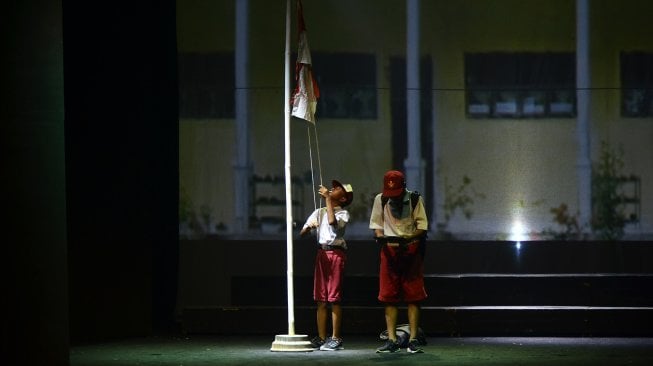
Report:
70,335,653,366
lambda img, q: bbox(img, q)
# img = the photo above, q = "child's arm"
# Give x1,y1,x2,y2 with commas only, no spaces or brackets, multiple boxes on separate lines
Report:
299,225,313,237
319,185,337,226
299,209,318,237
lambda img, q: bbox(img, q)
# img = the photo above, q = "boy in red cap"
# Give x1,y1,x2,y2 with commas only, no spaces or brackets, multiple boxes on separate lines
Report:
369,170,428,353
300,180,353,351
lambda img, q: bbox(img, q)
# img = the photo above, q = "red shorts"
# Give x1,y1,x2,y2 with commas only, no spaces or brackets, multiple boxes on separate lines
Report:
378,241,427,303
313,248,346,303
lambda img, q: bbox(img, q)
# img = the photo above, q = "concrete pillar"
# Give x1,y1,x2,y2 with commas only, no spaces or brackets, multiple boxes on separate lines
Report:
234,0,252,233
431,102,440,229
576,0,592,233
404,0,425,193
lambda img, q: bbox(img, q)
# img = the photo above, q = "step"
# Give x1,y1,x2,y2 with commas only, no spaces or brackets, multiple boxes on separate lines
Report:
231,273,653,307
182,305,653,337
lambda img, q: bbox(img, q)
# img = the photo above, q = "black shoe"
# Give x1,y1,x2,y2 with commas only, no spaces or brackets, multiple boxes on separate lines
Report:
310,336,325,349
320,337,344,351
376,339,400,353
407,339,424,353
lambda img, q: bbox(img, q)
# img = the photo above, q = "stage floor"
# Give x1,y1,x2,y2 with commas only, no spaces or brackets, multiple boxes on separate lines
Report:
70,335,653,365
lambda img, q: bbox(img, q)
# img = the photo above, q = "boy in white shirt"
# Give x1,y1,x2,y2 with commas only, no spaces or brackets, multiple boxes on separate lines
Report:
300,180,353,351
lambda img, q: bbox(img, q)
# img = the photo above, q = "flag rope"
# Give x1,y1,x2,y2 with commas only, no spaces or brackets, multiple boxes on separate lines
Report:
306,126,317,211
312,121,324,190
306,121,324,229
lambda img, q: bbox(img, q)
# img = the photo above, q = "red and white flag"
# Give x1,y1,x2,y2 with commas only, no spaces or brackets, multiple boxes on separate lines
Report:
291,0,320,123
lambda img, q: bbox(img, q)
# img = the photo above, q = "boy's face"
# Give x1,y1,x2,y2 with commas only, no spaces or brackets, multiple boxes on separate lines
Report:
329,185,346,204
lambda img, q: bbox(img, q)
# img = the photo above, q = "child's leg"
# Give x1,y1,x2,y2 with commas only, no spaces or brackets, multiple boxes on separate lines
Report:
316,301,328,340
330,302,342,339
384,304,399,341
407,302,421,340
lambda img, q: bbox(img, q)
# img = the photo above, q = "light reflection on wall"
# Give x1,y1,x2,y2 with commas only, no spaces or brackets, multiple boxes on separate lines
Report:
510,219,528,242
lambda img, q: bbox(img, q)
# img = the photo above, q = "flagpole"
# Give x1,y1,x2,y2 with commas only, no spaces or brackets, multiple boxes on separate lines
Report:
283,0,296,337
270,0,312,352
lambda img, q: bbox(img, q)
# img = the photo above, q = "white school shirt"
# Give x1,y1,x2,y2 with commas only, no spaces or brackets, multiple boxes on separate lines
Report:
302,206,350,248
368,191,428,238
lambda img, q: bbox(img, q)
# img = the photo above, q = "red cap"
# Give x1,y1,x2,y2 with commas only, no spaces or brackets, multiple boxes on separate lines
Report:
383,170,405,198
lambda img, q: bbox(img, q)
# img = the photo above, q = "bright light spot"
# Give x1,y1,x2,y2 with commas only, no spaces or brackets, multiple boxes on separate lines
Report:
510,220,528,242
515,241,521,250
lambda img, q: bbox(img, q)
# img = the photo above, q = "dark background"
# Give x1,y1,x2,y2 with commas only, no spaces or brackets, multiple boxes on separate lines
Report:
4,1,179,364
63,0,179,341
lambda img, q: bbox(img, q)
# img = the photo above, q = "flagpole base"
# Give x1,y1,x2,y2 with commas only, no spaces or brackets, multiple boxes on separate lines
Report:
270,334,314,352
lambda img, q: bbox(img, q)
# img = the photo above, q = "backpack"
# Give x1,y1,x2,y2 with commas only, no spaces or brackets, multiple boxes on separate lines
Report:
379,324,427,347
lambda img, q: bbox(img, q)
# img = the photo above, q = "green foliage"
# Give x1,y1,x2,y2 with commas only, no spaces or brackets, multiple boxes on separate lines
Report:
442,175,485,223
542,203,582,240
591,141,627,241
545,141,632,241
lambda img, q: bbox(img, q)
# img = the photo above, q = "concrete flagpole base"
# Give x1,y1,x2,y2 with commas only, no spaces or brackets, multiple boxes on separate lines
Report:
270,334,314,352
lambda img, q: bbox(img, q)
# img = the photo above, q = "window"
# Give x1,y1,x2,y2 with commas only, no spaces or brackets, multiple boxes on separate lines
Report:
312,53,377,119
621,52,653,118
465,52,576,118
178,53,235,119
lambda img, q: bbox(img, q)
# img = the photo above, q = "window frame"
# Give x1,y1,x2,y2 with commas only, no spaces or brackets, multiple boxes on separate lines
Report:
621,52,653,118
465,52,576,119
311,52,378,120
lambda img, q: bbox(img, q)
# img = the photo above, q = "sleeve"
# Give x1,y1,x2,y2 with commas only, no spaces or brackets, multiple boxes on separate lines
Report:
413,196,429,231
335,209,350,229
302,209,319,230
368,194,384,230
